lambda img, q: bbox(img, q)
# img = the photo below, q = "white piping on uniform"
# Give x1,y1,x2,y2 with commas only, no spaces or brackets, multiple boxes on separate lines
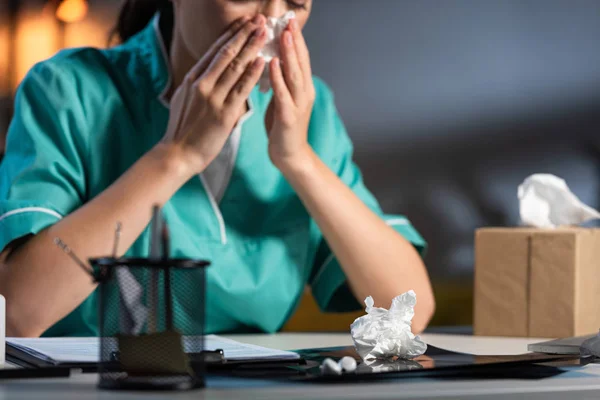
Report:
0,207,62,224
386,217,409,226
153,15,173,108
198,174,228,245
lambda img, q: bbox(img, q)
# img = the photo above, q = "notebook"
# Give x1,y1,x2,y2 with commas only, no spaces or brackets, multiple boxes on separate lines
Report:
527,334,598,355
6,335,300,368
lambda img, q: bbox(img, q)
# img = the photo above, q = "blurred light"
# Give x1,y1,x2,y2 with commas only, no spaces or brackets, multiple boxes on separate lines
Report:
55,0,88,24
15,8,59,90
0,19,9,97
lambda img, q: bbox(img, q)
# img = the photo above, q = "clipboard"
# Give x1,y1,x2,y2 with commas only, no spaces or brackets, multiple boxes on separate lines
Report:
5,341,305,373
6,343,98,372
284,345,581,383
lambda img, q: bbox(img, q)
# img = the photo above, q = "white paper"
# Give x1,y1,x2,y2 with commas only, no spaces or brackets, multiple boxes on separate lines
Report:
203,335,299,361
116,268,148,335
257,11,296,92
6,334,299,364
518,174,600,228
350,291,427,361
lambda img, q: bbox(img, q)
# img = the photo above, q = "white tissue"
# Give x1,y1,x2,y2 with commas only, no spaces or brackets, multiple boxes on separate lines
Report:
518,174,600,228
320,358,342,376
257,11,296,92
338,356,357,373
350,290,427,361
357,358,423,373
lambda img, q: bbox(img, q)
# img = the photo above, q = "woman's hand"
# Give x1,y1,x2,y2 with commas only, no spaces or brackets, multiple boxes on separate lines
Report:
266,18,316,171
160,15,268,176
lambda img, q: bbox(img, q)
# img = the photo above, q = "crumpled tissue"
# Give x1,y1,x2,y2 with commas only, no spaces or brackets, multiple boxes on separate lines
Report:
350,290,427,361
518,173,600,228
257,11,296,92
356,358,423,373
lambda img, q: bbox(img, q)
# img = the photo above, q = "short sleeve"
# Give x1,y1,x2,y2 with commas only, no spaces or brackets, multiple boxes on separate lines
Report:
0,63,88,253
308,79,427,313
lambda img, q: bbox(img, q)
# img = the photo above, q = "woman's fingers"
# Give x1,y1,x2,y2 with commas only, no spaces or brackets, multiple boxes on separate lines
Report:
280,30,303,100
269,58,293,108
201,15,266,90
185,17,249,84
225,57,266,109
213,24,267,103
288,19,313,83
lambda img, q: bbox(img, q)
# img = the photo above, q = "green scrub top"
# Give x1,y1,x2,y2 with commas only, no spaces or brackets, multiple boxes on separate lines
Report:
0,16,426,337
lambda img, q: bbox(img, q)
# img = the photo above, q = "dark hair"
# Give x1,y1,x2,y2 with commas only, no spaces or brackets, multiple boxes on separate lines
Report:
113,0,173,43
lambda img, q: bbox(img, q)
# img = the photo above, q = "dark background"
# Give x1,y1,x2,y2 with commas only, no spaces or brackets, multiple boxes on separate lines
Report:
1,0,599,325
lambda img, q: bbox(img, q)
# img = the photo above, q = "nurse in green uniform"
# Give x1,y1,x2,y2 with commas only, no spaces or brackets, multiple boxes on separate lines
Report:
0,0,435,337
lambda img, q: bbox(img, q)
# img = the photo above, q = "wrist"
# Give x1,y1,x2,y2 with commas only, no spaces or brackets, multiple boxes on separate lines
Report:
273,145,319,180
146,143,198,182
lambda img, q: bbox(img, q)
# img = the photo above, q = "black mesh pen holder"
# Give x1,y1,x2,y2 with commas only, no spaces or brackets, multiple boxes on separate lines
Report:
90,257,210,391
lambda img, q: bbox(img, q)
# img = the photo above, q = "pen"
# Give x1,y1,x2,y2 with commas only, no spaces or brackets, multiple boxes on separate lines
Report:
162,222,173,331
112,221,122,258
148,205,162,333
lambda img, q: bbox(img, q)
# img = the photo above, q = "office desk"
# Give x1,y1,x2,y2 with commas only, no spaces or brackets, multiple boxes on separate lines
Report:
2,333,600,400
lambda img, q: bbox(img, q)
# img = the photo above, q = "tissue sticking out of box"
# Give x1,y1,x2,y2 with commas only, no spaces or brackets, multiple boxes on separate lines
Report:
257,11,295,92
350,290,427,362
518,174,600,228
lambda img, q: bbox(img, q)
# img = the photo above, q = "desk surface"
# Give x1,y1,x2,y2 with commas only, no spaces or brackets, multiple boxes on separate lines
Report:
2,333,600,400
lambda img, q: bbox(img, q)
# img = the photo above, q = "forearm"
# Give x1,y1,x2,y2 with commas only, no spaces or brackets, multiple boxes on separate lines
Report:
278,150,435,333
0,144,192,337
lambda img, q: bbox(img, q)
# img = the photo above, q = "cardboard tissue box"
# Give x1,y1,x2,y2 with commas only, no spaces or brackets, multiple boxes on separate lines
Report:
474,174,600,338
474,227,600,338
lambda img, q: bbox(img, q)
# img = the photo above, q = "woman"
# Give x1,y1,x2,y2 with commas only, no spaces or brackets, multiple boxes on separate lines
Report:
0,0,434,337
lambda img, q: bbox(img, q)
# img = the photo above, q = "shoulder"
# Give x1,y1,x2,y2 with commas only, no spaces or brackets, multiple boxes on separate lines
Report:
308,76,346,136
307,76,354,162
308,76,342,130
13,46,144,149
15,48,122,123
23,47,112,91
11,49,114,154
19,41,150,104
311,75,336,111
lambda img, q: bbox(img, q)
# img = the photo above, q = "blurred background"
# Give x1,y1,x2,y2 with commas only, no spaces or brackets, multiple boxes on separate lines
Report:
1,0,599,328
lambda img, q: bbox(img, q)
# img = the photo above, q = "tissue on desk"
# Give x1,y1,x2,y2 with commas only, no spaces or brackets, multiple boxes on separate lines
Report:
518,174,600,228
257,11,295,92
350,291,427,361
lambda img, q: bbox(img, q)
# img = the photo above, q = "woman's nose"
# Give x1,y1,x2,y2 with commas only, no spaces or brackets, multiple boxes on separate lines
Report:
259,0,287,19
